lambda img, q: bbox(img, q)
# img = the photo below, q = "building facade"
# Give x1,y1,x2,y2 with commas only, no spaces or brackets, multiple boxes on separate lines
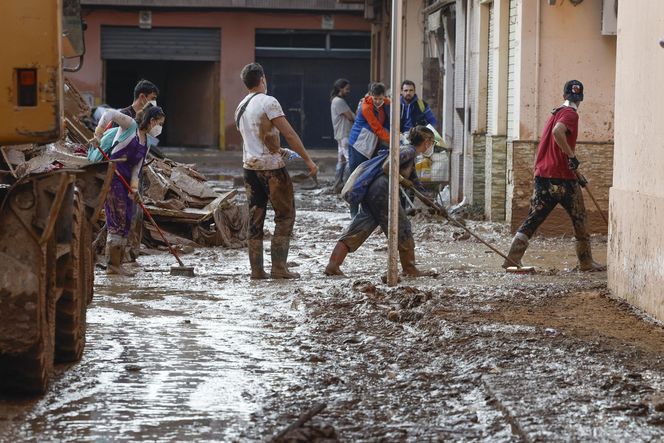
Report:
608,0,664,321
68,0,371,149
365,0,616,235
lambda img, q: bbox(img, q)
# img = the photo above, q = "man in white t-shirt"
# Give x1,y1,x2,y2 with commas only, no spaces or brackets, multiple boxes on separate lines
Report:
235,62,318,280
330,78,355,193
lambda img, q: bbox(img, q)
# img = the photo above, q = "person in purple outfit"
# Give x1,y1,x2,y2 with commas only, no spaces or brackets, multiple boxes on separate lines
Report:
92,104,166,275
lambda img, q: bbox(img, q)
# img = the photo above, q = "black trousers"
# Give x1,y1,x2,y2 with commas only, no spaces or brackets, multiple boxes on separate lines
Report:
517,176,589,241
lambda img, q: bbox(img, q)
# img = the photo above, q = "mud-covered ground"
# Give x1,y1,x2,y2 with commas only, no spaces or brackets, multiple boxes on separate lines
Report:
2,150,664,442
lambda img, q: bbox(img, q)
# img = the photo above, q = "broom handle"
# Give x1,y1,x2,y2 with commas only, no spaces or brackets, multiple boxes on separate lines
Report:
400,176,521,268
575,172,608,225
92,142,186,267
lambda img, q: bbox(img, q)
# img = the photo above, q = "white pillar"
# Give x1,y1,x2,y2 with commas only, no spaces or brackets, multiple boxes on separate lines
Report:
387,0,404,287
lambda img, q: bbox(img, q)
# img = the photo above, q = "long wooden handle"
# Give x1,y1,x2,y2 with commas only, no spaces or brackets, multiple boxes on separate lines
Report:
92,143,185,267
272,403,326,442
575,172,608,225
399,176,521,267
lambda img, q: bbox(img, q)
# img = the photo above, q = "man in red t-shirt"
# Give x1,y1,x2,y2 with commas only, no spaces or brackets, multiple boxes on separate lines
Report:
504,80,605,272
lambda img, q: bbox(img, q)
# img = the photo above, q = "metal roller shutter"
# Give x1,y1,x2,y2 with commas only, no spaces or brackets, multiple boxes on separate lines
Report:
101,26,220,61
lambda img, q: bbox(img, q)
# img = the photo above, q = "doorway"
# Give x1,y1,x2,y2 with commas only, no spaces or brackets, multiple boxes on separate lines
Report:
105,60,218,147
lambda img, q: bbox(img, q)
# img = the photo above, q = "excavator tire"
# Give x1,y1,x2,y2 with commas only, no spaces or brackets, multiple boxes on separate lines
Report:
55,189,87,362
0,236,57,395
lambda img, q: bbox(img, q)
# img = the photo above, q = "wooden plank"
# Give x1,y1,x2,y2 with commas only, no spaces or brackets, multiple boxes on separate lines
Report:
40,173,73,245
0,147,17,178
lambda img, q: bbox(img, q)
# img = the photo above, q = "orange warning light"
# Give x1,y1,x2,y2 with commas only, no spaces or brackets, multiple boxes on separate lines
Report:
18,69,37,86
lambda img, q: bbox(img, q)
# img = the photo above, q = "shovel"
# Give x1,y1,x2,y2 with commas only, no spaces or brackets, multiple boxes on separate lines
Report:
291,171,319,189
399,176,535,274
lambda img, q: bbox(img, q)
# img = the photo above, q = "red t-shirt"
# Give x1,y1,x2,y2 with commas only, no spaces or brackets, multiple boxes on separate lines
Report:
534,106,578,180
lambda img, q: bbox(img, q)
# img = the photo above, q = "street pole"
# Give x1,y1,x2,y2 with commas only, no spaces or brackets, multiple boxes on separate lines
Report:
387,0,403,287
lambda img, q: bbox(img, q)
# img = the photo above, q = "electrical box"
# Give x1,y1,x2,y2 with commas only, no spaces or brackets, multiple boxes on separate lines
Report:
602,0,618,36
139,10,152,30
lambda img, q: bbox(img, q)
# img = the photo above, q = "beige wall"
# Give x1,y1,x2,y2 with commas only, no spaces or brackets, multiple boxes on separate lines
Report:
518,0,616,142
507,0,616,234
403,0,425,93
608,1,664,320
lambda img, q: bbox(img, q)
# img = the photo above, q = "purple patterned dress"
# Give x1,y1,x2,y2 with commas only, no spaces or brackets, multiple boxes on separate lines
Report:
105,134,148,237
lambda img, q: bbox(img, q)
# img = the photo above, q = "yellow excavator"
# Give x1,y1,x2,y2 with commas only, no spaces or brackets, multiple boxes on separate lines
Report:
0,0,112,394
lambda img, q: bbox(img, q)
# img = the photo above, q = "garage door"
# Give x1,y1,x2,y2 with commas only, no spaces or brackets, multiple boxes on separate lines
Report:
256,30,370,148
101,26,220,61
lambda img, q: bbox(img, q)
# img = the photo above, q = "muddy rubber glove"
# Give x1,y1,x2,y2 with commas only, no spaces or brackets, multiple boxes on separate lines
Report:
568,156,580,170
577,174,588,188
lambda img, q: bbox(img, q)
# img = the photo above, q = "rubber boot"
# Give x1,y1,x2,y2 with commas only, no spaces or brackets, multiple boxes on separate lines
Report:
270,236,300,279
106,243,134,276
398,239,429,277
248,239,268,280
576,239,606,272
324,241,349,276
502,232,529,269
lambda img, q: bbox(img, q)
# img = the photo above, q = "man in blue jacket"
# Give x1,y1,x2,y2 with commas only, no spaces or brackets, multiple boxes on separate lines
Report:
399,80,437,133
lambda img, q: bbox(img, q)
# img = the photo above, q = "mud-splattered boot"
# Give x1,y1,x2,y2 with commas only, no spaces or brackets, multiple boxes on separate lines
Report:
502,232,529,269
106,243,134,276
270,236,300,279
399,239,431,277
576,239,606,272
248,239,268,280
324,241,349,276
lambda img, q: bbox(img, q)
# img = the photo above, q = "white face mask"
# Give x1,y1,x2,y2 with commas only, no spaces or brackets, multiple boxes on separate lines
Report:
149,100,157,107
149,124,162,137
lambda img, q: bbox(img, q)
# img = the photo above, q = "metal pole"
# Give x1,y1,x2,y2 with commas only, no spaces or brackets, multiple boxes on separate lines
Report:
387,0,403,287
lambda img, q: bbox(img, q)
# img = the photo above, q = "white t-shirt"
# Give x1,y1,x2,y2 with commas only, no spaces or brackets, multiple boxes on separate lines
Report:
331,96,352,141
235,93,286,170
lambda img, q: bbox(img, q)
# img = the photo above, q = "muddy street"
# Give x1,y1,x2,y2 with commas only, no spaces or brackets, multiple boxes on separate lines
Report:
1,155,664,441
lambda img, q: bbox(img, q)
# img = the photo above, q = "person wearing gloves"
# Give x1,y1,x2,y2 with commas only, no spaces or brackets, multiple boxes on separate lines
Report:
504,80,605,272
91,104,165,275
324,125,436,277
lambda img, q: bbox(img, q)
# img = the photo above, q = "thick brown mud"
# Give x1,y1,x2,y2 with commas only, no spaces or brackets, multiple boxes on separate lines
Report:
1,167,664,441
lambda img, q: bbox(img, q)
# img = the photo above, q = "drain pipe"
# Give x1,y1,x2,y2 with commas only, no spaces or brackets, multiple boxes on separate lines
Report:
534,0,541,139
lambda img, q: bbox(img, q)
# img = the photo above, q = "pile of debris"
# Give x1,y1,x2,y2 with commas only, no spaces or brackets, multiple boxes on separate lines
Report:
2,80,248,250
141,157,248,249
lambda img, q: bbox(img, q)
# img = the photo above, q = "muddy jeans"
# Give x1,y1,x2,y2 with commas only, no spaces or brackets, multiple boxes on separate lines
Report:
517,176,589,241
244,167,295,241
339,174,413,252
